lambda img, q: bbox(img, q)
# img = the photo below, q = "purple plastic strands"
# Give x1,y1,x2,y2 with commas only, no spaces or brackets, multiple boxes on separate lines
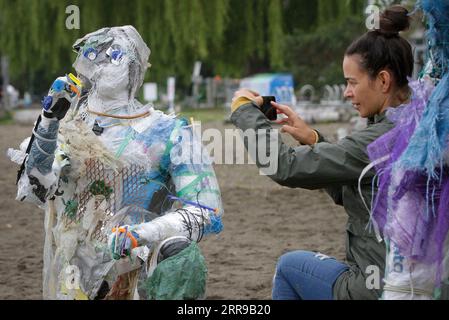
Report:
435,179,449,283
367,79,434,233
367,79,449,285
366,0,449,288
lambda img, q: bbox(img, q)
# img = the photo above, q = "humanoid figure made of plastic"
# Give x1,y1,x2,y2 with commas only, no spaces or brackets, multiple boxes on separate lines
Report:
8,26,223,300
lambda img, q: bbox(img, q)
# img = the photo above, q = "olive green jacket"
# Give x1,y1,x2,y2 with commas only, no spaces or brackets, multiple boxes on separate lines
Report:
231,102,395,300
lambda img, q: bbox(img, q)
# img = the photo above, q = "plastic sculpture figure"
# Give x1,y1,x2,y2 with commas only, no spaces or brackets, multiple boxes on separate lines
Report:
8,26,223,300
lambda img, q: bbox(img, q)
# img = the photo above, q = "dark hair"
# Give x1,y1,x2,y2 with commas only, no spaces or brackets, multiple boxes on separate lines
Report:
345,5,414,88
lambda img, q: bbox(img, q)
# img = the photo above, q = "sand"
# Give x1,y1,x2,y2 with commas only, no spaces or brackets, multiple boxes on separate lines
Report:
0,120,350,300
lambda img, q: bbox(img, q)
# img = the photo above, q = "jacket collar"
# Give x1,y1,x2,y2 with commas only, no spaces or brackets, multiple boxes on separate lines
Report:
368,111,388,125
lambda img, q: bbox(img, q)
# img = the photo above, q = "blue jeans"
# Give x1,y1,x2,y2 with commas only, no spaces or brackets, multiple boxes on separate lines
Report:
272,250,349,300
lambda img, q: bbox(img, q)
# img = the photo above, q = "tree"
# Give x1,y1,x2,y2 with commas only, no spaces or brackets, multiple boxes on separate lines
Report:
0,0,379,96
284,0,366,89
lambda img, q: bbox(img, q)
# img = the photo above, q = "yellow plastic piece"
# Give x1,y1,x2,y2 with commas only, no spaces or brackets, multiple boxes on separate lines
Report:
60,282,89,300
68,73,82,87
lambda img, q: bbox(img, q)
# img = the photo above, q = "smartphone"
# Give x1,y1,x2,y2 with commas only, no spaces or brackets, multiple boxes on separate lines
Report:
260,96,277,120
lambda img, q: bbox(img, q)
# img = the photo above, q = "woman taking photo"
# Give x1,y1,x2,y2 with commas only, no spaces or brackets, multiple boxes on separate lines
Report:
230,5,413,300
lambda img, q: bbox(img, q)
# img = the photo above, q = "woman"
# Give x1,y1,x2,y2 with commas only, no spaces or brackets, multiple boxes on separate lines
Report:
230,6,413,300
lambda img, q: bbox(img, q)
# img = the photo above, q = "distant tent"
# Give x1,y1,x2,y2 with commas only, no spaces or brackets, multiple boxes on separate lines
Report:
239,73,297,106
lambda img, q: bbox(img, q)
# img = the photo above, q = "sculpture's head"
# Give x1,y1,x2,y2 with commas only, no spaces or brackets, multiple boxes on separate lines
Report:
72,26,150,105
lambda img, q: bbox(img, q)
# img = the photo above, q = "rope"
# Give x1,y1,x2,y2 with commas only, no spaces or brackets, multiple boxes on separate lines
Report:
358,155,390,243
34,140,52,156
383,284,433,297
86,106,151,120
32,129,58,142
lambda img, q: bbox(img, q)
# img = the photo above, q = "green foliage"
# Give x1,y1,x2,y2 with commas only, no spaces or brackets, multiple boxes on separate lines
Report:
283,0,319,32
284,14,365,89
372,0,417,10
0,0,373,95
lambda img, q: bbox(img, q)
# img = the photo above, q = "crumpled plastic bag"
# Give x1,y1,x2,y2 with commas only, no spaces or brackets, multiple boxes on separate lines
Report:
144,242,207,300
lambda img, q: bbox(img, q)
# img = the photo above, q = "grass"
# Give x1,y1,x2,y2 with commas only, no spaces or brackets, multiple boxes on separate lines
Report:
0,111,14,125
178,106,227,124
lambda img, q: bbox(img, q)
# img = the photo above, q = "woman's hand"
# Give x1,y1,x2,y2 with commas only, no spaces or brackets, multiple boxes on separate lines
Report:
272,101,318,145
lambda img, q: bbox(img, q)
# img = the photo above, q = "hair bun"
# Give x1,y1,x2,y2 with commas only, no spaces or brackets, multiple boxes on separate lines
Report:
379,5,410,36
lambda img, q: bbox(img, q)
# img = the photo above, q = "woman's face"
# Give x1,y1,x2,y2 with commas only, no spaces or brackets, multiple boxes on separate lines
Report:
343,55,387,118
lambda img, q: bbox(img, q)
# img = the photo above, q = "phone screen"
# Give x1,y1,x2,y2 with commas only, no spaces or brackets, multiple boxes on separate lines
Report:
261,96,277,120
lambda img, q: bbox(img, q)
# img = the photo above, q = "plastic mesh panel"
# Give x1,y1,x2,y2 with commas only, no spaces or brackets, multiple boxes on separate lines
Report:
64,159,149,243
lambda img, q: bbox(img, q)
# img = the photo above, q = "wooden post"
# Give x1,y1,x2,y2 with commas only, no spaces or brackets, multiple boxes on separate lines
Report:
1,56,10,116
191,61,202,108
